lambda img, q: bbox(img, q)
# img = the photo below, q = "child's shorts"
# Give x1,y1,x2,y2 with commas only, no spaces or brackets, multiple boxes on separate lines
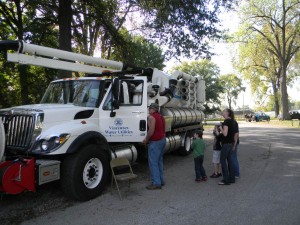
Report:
212,150,221,164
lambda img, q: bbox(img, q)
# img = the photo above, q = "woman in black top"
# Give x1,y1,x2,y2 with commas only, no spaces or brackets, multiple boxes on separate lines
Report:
219,108,236,185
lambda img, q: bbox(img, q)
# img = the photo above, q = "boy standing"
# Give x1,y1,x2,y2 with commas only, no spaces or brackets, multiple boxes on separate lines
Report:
191,131,207,182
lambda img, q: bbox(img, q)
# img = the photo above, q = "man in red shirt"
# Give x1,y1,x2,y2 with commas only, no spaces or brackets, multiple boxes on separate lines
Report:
143,103,166,190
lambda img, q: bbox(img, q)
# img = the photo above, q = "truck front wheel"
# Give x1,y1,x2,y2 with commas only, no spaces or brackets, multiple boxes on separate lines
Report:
61,144,110,201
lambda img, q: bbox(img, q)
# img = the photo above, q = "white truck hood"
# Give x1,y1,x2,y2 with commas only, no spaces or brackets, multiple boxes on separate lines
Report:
12,104,95,124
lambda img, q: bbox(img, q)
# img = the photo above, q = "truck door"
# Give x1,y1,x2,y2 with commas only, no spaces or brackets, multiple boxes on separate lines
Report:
99,77,148,142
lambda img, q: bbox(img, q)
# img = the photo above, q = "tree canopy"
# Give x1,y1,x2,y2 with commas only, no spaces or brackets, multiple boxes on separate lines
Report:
219,74,245,110
234,32,281,116
110,30,165,69
236,0,300,119
139,0,237,58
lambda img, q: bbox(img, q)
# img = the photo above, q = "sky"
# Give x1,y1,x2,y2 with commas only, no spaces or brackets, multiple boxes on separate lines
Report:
165,9,300,110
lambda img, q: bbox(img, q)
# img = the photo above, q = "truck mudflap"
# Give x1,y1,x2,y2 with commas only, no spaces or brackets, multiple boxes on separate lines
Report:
0,158,35,194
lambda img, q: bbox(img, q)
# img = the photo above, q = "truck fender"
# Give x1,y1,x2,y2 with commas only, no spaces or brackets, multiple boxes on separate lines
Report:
66,131,111,160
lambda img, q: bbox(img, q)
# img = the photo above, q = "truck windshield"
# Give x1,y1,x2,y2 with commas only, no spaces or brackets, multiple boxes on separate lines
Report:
41,80,102,108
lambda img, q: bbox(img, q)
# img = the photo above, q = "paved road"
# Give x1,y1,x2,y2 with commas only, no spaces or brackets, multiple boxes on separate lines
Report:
14,123,300,224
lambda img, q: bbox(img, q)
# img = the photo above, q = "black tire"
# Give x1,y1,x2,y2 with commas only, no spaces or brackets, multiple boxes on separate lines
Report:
178,134,193,156
61,144,110,201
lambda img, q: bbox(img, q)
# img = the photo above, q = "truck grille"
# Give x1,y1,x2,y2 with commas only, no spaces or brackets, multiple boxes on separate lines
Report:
0,109,44,152
1,115,35,149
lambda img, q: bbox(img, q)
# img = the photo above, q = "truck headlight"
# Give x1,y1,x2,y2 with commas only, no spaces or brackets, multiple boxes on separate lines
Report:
33,133,70,153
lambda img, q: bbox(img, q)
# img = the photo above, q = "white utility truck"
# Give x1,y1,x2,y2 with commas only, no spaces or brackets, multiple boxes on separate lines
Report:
0,40,205,201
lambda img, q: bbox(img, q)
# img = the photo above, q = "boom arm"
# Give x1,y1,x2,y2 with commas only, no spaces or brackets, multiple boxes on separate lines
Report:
0,40,124,74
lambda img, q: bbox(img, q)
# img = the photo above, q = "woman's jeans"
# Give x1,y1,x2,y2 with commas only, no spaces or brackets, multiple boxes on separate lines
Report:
194,155,206,179
148,138,166,186
220,143,235,183
231,144,240,177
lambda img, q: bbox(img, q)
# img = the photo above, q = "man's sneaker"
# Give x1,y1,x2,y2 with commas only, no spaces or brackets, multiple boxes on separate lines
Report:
146,184,161,190
195,179,202,182
235,176,240,179
210,173,218,178
201,177,208,182
217,173,222,177
218,180,230,185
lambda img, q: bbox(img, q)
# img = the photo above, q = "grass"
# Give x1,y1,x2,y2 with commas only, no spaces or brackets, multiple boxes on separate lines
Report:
243,119,300,128
268,119,300,128
203,124,215,130
204,118,300,129
204,117,245,122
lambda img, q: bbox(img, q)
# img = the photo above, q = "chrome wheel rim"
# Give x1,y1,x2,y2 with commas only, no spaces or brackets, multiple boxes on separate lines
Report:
185,137,192,152
83,158,103,189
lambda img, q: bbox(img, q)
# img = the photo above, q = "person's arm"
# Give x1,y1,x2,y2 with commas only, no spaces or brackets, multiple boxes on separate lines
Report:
143,115,156,144
214,128,220,136
161,115,166,133
233,132,239,150
191,141,194,150
233,121,239,150
220,125,228,136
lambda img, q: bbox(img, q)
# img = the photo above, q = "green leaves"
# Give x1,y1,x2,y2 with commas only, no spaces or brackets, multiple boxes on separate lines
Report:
236,0,300,119
234,0,300,118
110,30,165,69
139,0,236,58
219,74,245,109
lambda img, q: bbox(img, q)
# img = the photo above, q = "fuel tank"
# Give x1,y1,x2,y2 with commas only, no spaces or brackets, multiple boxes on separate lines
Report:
161,108,203,128
111,145,138,163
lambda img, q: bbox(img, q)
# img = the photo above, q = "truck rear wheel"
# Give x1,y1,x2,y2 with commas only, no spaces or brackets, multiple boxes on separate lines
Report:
61,144,110,201
178,134,193,156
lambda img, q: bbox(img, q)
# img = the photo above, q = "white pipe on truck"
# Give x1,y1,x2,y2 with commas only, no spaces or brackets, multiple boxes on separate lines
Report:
20,41,124,70
172,70,197,82
196,79,206,103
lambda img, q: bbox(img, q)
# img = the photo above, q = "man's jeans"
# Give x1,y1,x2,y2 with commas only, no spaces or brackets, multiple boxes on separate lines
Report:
148,138,166,186
194,155,206,179
231,144,240,177
220,143,235,183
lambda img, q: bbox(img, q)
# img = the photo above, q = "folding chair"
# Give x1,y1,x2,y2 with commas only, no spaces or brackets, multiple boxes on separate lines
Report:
110,157,138,200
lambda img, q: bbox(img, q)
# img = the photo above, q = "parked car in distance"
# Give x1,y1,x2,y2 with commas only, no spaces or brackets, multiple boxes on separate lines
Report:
253,112,270,122
290,110,300,120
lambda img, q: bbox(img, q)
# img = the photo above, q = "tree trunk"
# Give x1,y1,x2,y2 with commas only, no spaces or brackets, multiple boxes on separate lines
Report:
228,96,232,109
271,80,280,117
279,0,290,120
280,66,290,120
18,65,30,105
58,0,72,78
15,0,30,105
